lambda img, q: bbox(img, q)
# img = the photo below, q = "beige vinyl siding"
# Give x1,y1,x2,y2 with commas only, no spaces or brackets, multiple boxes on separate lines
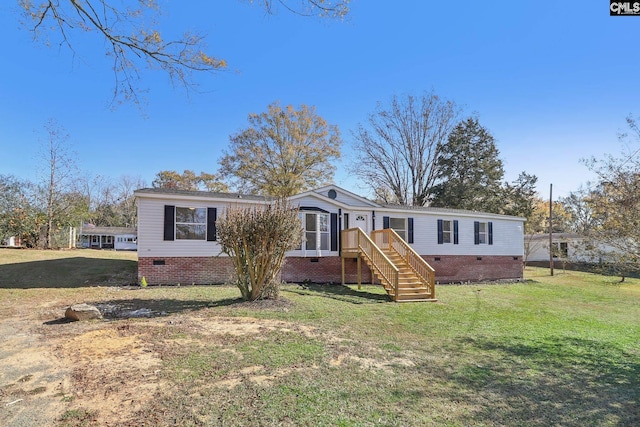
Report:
137,197,265,258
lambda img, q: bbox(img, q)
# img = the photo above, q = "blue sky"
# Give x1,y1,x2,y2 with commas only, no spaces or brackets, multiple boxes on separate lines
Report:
0,1,637,199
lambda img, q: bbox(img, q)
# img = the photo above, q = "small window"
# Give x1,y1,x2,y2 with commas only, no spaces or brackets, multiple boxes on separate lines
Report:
479,222,488,244
389,217,406,240
176,207,206,240
474,221,493,245
552,242,569,258
438,219,458,244
442,220,452,244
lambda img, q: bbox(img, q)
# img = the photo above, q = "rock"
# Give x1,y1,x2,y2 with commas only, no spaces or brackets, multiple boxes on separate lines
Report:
64,304,103,321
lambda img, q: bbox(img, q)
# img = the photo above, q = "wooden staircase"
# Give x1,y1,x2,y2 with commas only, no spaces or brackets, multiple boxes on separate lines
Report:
341,228,436,302
378,247,436,302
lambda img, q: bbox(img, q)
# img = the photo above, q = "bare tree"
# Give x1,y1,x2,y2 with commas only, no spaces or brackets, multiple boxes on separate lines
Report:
35,119,81,248
351,92,461,206
578,115,640,281
83,174,145,227
19,0,349,104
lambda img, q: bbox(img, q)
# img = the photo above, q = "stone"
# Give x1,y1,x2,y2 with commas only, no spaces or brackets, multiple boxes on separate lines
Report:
64,304,103,321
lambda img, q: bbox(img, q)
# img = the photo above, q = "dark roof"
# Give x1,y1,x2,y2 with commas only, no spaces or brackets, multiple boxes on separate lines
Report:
134,187,524,220
80,227,137,236
134,187,273,202
382,203,522,219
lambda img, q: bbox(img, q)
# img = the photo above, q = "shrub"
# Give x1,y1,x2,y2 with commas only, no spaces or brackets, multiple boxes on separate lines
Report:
217,200,302,301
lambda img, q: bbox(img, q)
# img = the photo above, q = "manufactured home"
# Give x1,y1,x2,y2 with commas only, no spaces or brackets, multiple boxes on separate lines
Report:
135,185,525,300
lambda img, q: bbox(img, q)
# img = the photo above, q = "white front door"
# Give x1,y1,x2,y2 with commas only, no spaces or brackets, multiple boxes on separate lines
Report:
353,214,368,233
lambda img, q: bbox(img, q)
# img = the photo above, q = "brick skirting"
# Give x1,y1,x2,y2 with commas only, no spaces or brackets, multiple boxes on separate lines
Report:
138,255,522,285
426,255,523,283
138,256,236,285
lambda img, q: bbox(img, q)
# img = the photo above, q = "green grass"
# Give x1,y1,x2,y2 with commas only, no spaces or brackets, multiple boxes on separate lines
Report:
0,248,137,288
0,250,638,426
130,268,639,426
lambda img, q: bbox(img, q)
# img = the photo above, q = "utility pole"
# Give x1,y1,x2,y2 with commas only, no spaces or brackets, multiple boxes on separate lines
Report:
549,183,554,276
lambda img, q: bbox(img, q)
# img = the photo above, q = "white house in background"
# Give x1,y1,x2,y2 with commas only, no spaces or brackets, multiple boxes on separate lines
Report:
134,185,525,300
525,233,621,264
79,226,137,250
1,236,23,247
525,233,581,263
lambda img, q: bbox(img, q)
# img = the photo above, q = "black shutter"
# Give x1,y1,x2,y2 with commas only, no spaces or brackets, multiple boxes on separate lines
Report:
383,216,390,229
344,213,349,229
488,221,493,245
437,219,443,244
408,218,414,244
207,208,217,242
474,221,480,245
330,213,338,251
453,220,459,245
164,205,175,241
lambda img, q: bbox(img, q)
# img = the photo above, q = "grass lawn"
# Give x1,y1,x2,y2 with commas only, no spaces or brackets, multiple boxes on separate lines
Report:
0,250,638,426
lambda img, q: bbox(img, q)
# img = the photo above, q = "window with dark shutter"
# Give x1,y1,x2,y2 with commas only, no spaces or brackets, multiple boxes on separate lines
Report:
488,221,493,245
437,219,444,244
474,221,480,245
408,218,414,244
164,205,175,241
453,220,459,245
383,216,390,229
330,213,338,251
207,208,217,241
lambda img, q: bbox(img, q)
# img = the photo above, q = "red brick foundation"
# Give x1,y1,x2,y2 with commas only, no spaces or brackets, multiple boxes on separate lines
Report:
427,255,523,283
138,255,522,285
138,256,236,285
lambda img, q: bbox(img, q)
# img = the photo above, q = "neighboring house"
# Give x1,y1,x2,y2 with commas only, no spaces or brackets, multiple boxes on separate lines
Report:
525,233,582,263
79,226,138,250
1,236,23,248
525,233,618,264
135,185,525,293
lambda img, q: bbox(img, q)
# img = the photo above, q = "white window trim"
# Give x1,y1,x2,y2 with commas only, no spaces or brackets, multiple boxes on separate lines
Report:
300,212,330,255
175,207,207,240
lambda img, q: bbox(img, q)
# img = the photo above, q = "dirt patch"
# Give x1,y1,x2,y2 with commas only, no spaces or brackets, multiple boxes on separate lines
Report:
0,297,405,427
0,300,325,426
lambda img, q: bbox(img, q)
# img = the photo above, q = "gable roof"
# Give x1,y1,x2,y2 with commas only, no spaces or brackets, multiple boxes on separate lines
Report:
302,184,380,208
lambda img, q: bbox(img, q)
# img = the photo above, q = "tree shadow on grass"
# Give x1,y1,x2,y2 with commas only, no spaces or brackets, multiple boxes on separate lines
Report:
0,257,137,288
430,335,640,426
283,283,390,304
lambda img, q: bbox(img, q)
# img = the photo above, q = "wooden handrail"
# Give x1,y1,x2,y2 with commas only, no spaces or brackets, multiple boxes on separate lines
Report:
342,227,399,298
371,228,436,299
